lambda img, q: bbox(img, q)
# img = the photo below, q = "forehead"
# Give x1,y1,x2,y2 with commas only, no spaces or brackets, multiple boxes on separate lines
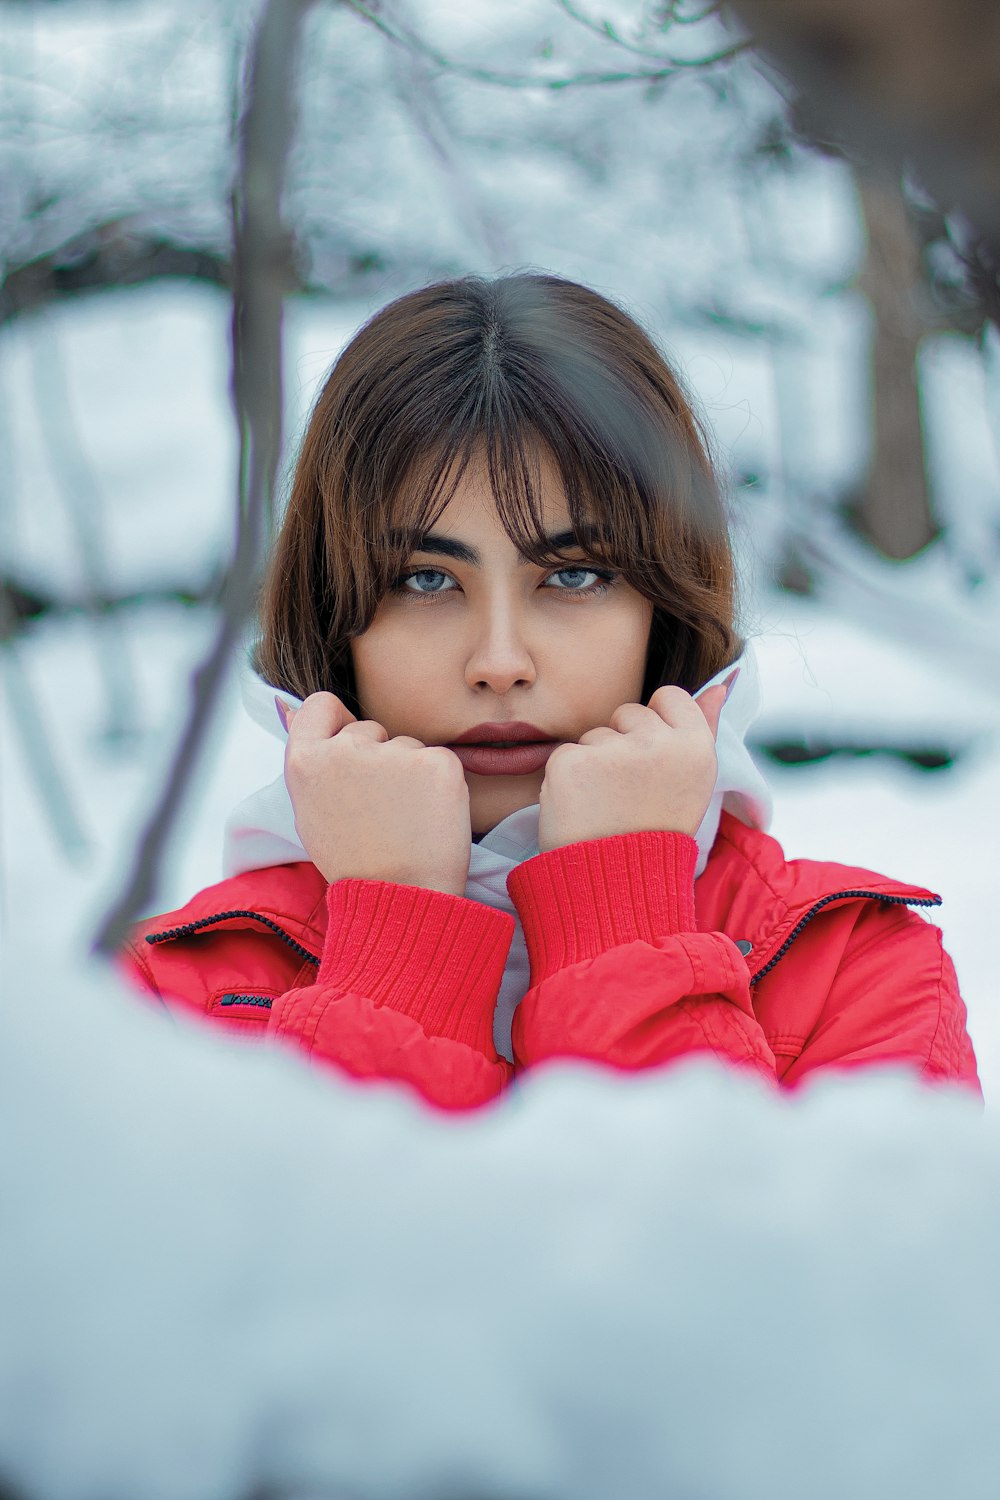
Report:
391,458,610,570
424,452,568,527
391,438,604,530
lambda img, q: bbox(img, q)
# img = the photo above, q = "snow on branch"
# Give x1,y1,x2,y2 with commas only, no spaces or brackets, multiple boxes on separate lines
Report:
554,0,748,67
345,0,747,88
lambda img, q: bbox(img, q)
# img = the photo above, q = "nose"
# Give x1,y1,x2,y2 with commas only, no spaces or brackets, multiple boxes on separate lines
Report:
463,599,538,694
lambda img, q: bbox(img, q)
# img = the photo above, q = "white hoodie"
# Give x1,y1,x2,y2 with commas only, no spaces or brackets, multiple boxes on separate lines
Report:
223,644,773,1062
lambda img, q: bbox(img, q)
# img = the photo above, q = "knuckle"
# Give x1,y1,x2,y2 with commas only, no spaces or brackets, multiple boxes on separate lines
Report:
284,746,309,781
545,741,577,774
303,690,337,713
432,744,465,774
388,733,422,751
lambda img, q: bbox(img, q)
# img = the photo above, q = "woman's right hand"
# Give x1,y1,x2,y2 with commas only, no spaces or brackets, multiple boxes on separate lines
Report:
280,692,473,899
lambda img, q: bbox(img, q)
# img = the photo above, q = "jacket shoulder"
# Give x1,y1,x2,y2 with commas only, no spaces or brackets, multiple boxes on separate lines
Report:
119,862,327,1023
710,812,940,909
132,861,328,941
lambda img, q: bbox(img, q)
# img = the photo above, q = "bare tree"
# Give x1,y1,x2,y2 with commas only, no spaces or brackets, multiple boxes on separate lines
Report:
850,163,938,560
727,0,1000,326
91,0,317,959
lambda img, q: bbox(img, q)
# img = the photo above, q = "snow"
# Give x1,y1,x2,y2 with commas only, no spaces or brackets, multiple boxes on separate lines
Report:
3,3,1000,1487
3,950,1000,1500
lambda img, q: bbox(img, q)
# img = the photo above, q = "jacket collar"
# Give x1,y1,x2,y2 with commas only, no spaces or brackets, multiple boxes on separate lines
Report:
221,643,774,883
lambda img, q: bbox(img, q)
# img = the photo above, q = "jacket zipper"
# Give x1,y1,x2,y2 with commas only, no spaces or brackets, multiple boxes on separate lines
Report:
145,910,320,967
749,890,941,985
145,893,940,989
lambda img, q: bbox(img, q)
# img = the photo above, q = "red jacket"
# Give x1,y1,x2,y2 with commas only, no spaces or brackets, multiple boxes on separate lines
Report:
120,811,981,1111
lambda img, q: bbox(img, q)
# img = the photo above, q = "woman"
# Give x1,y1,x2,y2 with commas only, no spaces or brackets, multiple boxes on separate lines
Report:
120,273,982,1111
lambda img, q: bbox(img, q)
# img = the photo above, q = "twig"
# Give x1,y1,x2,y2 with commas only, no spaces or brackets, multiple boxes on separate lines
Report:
554,0,748,67
91,0,317,959
386,0,514,265
0,598,91,866
345,0,745,88
27,315,138,744
658,1,725,24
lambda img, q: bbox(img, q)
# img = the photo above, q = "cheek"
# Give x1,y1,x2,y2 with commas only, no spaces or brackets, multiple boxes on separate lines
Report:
608,598,654,661
617,603,654,695
350,620,435,710
348,630,392,712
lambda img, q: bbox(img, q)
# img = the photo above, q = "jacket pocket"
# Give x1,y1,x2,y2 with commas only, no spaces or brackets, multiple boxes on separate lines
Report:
207,989,279,1032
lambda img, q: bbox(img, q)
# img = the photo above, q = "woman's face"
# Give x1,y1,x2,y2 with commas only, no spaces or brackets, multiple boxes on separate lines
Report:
349,450,655,841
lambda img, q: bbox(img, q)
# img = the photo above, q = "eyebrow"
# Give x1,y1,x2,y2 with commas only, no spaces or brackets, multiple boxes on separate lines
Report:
390,525,603,568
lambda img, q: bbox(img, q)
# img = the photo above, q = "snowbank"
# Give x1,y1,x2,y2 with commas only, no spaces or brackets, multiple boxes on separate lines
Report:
1,948,997,1500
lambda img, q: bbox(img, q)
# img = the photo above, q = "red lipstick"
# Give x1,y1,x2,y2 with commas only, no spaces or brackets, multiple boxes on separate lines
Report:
448,721,556,745
446,722,560,777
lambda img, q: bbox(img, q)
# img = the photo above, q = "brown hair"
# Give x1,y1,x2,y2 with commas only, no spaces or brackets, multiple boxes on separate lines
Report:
252,272,742,715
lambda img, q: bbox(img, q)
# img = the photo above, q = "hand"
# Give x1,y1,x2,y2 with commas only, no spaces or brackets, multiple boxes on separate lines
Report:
280,692,473,898
536,680,730,855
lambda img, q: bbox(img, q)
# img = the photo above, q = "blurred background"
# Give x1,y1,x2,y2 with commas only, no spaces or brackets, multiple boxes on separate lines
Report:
2,0,998,1092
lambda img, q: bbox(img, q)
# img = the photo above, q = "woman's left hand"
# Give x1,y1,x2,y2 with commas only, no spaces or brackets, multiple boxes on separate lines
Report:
536,681,730,855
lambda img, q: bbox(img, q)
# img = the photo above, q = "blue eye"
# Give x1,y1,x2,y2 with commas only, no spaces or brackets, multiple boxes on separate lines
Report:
389,566,618,600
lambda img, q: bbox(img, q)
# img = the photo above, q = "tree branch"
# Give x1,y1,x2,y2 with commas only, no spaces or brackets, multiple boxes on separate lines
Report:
0,226,231,326
0,593,91,864
345,0,745,88
91,0,317,960
555,0,749,67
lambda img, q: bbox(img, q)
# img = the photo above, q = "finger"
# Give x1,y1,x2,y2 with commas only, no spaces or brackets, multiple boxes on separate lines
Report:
576,724,620,745
286,691,362,743
377,733,427,750
643,685,709,732
328,723,391,749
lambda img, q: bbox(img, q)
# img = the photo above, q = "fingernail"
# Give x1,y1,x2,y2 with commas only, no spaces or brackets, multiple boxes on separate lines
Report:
274,695,290,732
723,668,741,705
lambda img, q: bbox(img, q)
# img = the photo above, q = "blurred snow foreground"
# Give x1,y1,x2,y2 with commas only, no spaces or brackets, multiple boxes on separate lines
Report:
2,954,1000,1500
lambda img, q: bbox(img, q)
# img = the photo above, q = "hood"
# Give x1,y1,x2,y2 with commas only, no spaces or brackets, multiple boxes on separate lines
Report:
222,644,773,1062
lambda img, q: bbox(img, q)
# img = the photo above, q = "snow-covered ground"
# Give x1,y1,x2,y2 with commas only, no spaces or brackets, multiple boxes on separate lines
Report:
6,967,1000,1500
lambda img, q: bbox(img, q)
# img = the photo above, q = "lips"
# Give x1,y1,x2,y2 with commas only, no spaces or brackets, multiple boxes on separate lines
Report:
448,721,556,746
448,741,559,777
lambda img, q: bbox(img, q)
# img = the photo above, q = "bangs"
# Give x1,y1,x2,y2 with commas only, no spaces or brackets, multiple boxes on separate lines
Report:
252,272,742,709
382,422,622,580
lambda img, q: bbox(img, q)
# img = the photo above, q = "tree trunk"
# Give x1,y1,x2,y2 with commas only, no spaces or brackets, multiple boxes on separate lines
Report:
730,0,1000,328
852,165,938,560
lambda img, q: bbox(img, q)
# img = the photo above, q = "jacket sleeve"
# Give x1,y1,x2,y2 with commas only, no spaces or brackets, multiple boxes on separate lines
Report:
775,898,983,1100
120,880,516,1113
507,832,982,1102
507,831,778,1086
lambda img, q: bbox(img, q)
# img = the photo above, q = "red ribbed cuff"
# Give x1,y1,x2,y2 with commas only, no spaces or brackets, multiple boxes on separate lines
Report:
319,880,515,1056
506,831,699,986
